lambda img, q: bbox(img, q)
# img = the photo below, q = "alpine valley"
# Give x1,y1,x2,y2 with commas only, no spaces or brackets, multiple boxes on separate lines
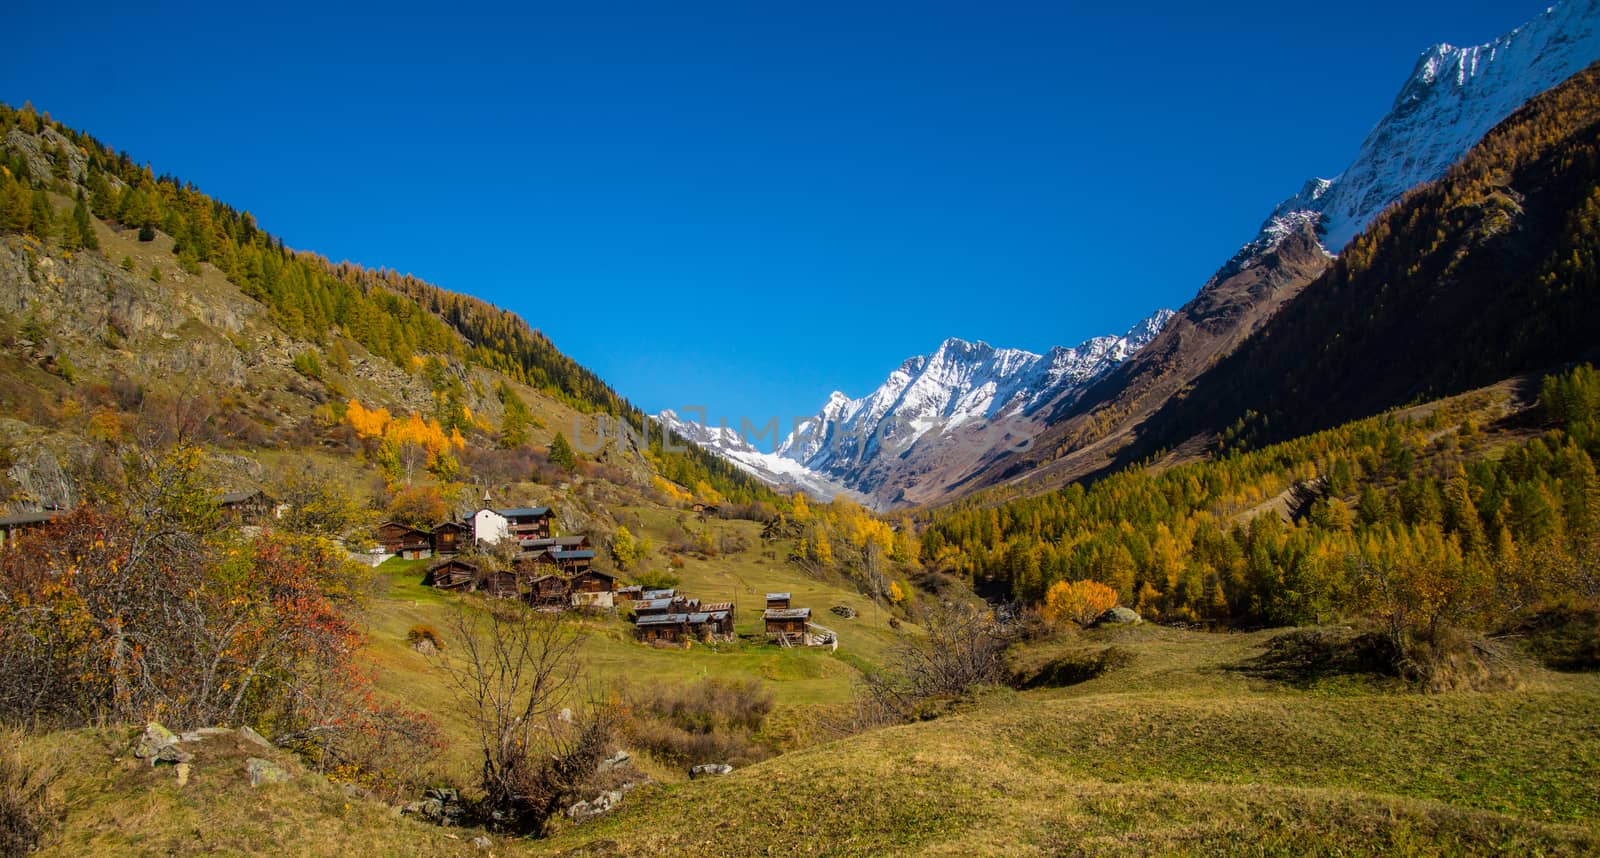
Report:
5,2,1600,857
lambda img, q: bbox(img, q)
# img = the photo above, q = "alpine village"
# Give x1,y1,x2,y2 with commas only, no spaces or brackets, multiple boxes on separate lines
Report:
4,2,1600,856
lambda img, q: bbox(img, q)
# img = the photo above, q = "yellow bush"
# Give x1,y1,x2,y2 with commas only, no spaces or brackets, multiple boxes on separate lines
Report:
1041,579,1119,627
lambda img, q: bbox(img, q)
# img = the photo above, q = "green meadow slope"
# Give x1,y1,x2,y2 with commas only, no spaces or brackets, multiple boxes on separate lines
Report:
27,625,1600,857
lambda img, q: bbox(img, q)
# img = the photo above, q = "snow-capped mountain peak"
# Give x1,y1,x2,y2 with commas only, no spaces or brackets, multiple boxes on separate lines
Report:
1250,0,1600,256
762,308,1173,505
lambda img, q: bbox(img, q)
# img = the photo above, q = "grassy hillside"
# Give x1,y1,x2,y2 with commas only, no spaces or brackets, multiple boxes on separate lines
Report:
531,626,1600,856
25,625,1599,856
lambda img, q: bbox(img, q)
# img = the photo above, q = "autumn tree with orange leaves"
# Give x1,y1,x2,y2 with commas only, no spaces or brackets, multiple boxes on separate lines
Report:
0,444,442,798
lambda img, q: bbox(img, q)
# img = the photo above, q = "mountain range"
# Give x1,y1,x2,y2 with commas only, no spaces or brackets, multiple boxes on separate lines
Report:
667,0,1600,509
660,310,1172,508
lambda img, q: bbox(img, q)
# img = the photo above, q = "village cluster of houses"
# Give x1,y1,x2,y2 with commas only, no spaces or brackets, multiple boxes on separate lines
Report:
380,506,629,613
630,587,737,646
391,504,830,649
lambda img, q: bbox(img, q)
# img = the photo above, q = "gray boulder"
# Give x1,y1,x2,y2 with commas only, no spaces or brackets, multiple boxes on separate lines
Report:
1094,606,1143,627
237,725,273,749
245,757,291,787
134,723,192,766
598,751,631,772
566,789,624,821
689,763,733,779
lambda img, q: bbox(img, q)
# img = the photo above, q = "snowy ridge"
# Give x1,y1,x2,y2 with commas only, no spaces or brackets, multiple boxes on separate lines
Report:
1250,0,1600,256
654,409,861,502
771,308,1174,494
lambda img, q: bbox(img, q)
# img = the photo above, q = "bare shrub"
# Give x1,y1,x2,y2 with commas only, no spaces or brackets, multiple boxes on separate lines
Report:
619,679,774,767
864,602,1019,722
436,601,609,835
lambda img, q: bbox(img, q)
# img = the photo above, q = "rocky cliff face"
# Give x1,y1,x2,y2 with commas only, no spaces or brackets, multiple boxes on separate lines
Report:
1258,0,1600,255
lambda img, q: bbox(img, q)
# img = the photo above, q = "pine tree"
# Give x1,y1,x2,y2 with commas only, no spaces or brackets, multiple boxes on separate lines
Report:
28,188,52,237
72,192,98,250
497,381,533,449
548,432,576,470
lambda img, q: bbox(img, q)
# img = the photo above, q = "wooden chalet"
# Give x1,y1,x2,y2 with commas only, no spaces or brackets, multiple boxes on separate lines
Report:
480,569,521,599
220,490,278,525
569,569,618,609
497,507,553,539
512,549,558,576
425,558,480,591
430,521,469,555
376,521,434,558
549,549,595,575
520,534,591,552
687,610,735,641
764,607,811,645
691,502,720,518
635,612,689,645
765,592,791,610
526,574,570,609
632,597,675,618
615,585,643,604
0,510,59,550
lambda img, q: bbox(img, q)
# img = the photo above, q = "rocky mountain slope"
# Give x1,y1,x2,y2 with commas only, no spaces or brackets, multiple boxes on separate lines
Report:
954,0,1600,501
1121,57,1600,461
1273,0,1600,254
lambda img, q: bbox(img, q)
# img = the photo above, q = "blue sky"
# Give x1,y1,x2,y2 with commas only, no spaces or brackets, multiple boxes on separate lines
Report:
5,0,1557,440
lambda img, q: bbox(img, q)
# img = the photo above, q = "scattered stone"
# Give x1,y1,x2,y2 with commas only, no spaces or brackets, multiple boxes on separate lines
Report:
689,763,733,779
245,757,290,787
153,744,193,766
134,722,180,763
558,707,574,724
471,836,492,850
411,638,438,656
598,751,631,772
566,789,625,821
1094,606,1143,627
830,605,858,619
175,762,192,787
402,787,467,826
180,727,233,742
237,725,273,749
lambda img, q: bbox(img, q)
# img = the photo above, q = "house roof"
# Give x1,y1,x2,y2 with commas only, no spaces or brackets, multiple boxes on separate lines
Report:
520,535,589,548
686,612,712,624
700,601,733,612
764,608,811,621
572,567,613,578
617,585,644,594
551,550,595,560
496,507,551,518
432,521,469,532
378,520,431,534
641,589,676,600
428,558,479,570
0,510,61,527
634,598,674,611
637,613,689,627
766,592,791,601
219,490,268,505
